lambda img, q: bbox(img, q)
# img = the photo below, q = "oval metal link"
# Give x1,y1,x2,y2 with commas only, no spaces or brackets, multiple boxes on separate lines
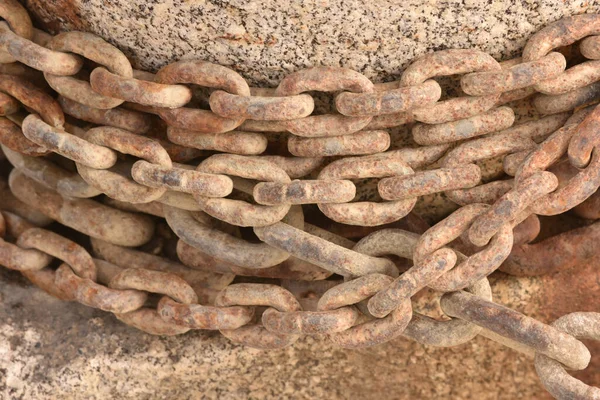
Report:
9,169,155,247
0,22,82,75
401,49,501,123
131,161,233,198
58,96,151,134
262,306,358,335
194,154,291,227
215,284,302,349
45,31,133,109
317,151,416,226
76,126,172,203
535,60,600,95
288,129,390,157
523,14,600,62
335,80,441,117
0,117,48,156
155,60,249,132
2,144,101,198
210,90,314,121
90,67,192,108
17,227,97,281
467,171,558,246
167,127,268,155
0,73,64,127
157,296,254,330
461,52,566,96
378,164,481,201
253,179,356,205
165,206,290,269
441,291,591,371
22,114,117,169
412,106,515,146
276,67,375,137
535,312,600,399
55,263,147,314
533,81,600,115
254,221,398,277
109,269,198,305
414,203,513,292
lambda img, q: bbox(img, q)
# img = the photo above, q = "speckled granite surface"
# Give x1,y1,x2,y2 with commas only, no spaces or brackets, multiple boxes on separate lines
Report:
0,267,549,400
25,0,600,86
3,253,600,399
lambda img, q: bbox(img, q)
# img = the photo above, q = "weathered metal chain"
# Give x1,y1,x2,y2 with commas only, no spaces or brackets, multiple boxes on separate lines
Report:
1,1,600,397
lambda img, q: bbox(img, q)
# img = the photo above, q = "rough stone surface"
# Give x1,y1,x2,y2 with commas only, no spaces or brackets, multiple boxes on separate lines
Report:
24,0,600,86
2,253,600,399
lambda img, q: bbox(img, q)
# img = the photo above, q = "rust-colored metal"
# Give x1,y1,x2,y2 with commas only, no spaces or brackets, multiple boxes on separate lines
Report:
461,52,566,96
568,102,600,168
9,170,155,246
0,73,64,127
401,49,501,123
131,161,233,198
157,296,254,330
414,204,513,291
17,227,97,280
0,92,19,116
440,290,591,370
214,284,302,349
2,145,101,198
443,113,569,167
336,80,441,117
467,172,558,247
167,127,267,155
54,263,147,314
0,21,82,75
262,306,358,335
533,81,600,115
535,312,600,399
76,126,171,204
210,90,314,121
58,96,151,134
317,151,416,226
90,238,235,290
378,164,481,200
195,154,291,226
254,222,398,277
90,67,192,108
412,106,515,146
254,179,356,205
165,206,290,268
288,129,390,157
522,14,600,62
536,60,600,95
0,0,33,44
109,269,198,304
581,35,600,59
22,114,117,169
0,117,48,156
1,7,600,395
45,31,132,109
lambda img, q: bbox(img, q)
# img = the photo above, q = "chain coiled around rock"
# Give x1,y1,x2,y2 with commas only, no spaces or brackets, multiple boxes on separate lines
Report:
1,2,600,397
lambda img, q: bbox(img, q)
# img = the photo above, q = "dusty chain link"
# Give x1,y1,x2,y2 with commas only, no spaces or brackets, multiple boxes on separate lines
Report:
1,3,600,397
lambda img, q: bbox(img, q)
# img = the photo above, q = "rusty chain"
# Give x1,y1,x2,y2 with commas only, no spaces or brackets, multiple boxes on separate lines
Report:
1,2,600,397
